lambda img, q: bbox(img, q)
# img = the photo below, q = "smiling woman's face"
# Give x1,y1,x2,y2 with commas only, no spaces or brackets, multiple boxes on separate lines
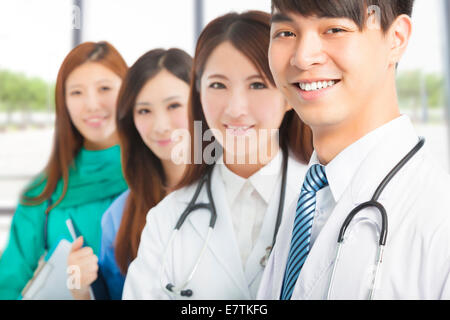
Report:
65,62,123,150
133,69,190,162
200,41,290,163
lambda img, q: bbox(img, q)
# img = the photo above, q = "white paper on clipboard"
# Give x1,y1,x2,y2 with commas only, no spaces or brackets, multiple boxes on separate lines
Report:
21,238,74,300
21,219,94,300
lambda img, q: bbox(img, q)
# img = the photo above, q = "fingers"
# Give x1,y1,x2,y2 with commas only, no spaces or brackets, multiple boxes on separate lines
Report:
67,250,99,288
78,268,98,287
73,255,99,271
68,249,98,268
67,239,99,288
70,236,84,252
69,246,95,260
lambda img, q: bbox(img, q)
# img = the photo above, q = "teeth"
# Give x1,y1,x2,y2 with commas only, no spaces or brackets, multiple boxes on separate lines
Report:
298,80,337,92
227,125,250,130
87,118,102,123
226,125,254,136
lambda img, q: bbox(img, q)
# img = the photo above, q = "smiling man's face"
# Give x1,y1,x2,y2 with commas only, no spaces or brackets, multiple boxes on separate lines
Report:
268,10,394,132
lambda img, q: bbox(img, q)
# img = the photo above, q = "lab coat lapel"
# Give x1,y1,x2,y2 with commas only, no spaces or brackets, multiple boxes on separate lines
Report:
255,154,308,298
243,190,277,288
291,188,356,299
244,154,303,289
185,166,251,299
268,199,296,299
292,119,421,299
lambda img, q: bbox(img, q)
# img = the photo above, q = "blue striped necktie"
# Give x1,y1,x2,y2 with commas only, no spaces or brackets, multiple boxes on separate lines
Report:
280,164,328,300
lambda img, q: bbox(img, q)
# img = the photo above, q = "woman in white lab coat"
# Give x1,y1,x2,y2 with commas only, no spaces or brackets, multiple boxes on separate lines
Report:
122,11,313,300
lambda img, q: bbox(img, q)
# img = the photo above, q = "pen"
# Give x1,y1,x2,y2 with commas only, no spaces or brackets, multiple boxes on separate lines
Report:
66,218,95,300
66,219,77,241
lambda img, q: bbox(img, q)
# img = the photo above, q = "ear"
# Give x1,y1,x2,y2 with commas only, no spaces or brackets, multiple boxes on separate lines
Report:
388,14,412,67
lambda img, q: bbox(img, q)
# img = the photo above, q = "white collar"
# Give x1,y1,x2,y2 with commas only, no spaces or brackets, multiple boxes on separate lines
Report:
309,115,413,202
218,149,283,205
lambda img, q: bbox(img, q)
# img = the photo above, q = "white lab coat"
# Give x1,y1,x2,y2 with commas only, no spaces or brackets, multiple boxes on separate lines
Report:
257,123,450,300
123,151,308,300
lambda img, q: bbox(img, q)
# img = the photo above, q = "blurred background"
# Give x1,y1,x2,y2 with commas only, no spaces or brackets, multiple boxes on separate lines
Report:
0,0,449,254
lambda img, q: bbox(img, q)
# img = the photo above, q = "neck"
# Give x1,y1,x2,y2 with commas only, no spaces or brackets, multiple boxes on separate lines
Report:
313,76,400,165
223,141,280,179
161,159,186,191
83,132,119,151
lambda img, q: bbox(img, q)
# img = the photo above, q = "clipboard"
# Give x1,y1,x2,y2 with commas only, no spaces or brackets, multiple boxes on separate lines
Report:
21,218,111,300
21,219,94,300
21,237,74,300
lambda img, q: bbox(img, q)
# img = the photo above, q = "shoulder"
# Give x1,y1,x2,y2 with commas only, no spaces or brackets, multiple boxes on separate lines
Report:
413,158,450,254
414,152,450,206
107,189,130,213
135,182,200,247
10,174,49,224
101,189,130,229
20,173,48,199
145,181,200,226
402,153,450,235
425,163,450,214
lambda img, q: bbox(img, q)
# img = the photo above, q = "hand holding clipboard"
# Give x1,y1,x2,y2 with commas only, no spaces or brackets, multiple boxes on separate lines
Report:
21,219,96,300
66,219,96,300
21,219,84,300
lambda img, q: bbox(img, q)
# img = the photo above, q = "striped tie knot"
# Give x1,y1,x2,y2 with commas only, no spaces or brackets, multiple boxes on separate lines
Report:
280,164,328,300
301,164,328,194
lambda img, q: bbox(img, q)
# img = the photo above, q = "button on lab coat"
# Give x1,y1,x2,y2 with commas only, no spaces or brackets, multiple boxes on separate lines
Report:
258,122,450,300
123,152,308,300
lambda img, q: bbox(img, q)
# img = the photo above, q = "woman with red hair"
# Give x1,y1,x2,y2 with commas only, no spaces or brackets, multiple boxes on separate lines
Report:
0,41,128,299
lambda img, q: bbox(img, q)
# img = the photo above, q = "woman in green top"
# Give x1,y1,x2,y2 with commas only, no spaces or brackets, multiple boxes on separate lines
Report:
0,41,128,299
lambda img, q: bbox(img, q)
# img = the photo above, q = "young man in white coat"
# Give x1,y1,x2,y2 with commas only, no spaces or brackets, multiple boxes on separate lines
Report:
258,0,450,300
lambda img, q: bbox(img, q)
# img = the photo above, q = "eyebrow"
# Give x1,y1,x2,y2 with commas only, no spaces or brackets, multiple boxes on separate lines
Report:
135,95,181,107
67,79,113,90
207,74,263,81
135,101,151,107
162,95,181,103
271,12,294,24
95,79,114,84
247,75,264,81
207,74,228,80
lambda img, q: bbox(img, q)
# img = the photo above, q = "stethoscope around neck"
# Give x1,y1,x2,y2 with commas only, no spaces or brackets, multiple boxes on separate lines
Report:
161,148,289,298
326,137,425,300
161,166,216,297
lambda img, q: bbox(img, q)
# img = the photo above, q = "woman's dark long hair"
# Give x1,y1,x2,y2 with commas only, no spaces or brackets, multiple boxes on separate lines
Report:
176,11,313,190
115,48,193,274
22,41,128,212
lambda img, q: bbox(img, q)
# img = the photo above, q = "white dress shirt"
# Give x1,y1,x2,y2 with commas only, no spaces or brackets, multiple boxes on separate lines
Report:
309,115,411,248
217,150,283,266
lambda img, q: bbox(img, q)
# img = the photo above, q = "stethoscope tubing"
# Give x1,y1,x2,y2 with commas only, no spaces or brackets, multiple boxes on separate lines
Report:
161,227,214,297
175,166,217,230
327,137,425,300
162,148,289,298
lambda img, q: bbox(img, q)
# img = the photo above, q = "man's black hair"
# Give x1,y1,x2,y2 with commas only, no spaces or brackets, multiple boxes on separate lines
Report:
271,0,415,32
